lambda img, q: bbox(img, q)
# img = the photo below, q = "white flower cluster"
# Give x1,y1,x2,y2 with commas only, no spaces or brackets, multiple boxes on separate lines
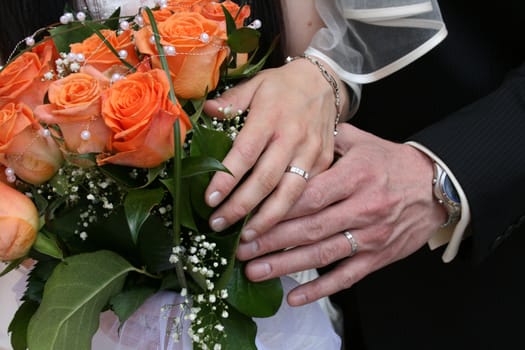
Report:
169,231,231,348
52,52,87,78
209,111,247,141
36,165,121,241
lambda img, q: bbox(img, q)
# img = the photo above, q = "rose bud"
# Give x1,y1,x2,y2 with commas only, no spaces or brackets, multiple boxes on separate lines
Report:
0,181,39,261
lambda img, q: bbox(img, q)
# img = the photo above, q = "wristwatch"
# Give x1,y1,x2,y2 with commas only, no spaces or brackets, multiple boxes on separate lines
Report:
432,162,461,228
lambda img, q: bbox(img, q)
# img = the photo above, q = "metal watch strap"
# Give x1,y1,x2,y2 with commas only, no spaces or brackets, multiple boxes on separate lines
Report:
432,162,461,228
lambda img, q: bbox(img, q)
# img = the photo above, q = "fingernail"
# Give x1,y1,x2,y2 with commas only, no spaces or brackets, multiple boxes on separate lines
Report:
208,191,222,207
210,217,226,232
241,228,257,241
288,293,307,306
239,241,259,257
249,262,271,280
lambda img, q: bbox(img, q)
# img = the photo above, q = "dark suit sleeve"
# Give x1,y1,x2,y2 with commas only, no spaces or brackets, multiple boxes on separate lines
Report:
410,62,525,263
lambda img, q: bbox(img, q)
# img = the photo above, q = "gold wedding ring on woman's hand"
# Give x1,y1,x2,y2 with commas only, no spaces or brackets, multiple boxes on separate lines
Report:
285,165,309,181
343,231,358,257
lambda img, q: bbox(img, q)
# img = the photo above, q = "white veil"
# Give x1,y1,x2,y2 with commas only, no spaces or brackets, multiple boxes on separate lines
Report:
306,0,447,109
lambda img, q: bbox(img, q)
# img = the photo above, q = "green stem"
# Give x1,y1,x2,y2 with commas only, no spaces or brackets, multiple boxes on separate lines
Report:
143,7,186,290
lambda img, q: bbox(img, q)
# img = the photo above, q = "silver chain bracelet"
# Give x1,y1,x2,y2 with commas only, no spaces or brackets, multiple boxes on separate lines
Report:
285,54,342,135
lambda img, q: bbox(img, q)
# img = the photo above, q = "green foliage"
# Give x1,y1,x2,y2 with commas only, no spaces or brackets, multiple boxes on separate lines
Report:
110,286,157,324
228,27,261,53
50,22,107,53
220,306,258,350
226,261,283,317
9,300,39,350
124,187,165,243
1,4,285,349
32,231,63,260
27,251,138,350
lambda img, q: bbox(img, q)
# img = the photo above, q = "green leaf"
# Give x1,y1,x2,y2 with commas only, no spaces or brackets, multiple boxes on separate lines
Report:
190,121,233,159
9,300,39,350
136,215,174,273
222,5,238,37
124,188,165,244
220,305,257,350
32,231,64,260
110,286,157,324
24,259,61,304
227,27,261,53
228,35,280,79
0,258,24,277
102,7,122,30
49,22,107,53
161,178,197,231
188,124,233,222
207,226,243,290
99,164,149,188
226,261,283,317
27,251,137,350
181,156,231,178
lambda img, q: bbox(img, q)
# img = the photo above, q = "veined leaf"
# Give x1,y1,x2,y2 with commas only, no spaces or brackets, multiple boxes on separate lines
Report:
228,27,260,53
161,178,197,231
9,300,39,350
27,251,138,350
226,261,283,317
0,258,24,277
50,22,107,53
124,188,165,244
110,286,157,324
32,231,64,260
181,156,231,178
220,305,258,350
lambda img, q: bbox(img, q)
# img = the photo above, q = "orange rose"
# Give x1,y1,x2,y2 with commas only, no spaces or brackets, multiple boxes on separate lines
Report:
0,41,55,108
70,30,140,73
97,69,191,168
135,11,228,99
194,0,251,28
0,181,39,261
34,66,111,155
0,103,63,185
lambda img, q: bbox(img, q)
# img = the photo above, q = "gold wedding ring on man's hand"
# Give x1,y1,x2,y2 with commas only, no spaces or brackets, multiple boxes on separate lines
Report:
343,231,358,257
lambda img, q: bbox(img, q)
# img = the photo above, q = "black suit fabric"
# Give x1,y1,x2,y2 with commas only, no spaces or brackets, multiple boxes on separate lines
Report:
333,1,525,349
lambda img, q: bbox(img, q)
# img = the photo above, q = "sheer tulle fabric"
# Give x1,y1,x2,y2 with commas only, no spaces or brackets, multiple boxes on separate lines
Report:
307,0,446,108
88,277,342,350
0,267,340,350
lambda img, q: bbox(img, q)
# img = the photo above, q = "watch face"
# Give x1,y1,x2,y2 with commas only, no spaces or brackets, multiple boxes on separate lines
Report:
443,175,460,204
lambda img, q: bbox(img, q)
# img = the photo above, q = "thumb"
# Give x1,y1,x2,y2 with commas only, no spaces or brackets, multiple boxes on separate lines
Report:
203,78,260,119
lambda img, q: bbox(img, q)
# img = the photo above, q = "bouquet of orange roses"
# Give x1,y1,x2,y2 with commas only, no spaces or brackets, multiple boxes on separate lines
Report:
0,2,282,349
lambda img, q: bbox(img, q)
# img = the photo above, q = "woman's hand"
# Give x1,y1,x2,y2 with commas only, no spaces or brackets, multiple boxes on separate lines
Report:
203,57,348,239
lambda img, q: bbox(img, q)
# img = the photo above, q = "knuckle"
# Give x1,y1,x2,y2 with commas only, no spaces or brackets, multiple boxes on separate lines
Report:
302,216,325,243
255,169,280,195
339,270,357,290
228,201,253,222
301,186,326,212
283,184,305,207
232,140,260,164
317,243,341,266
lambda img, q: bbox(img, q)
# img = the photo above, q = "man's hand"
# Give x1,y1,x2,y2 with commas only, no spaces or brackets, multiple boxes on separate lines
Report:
237,123,447,306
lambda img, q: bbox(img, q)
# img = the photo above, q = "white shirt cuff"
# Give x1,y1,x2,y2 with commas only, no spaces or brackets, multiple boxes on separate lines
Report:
405,141,471,262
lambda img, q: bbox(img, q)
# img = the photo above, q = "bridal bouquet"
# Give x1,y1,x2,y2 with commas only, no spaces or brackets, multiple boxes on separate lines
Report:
0,1,282,349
